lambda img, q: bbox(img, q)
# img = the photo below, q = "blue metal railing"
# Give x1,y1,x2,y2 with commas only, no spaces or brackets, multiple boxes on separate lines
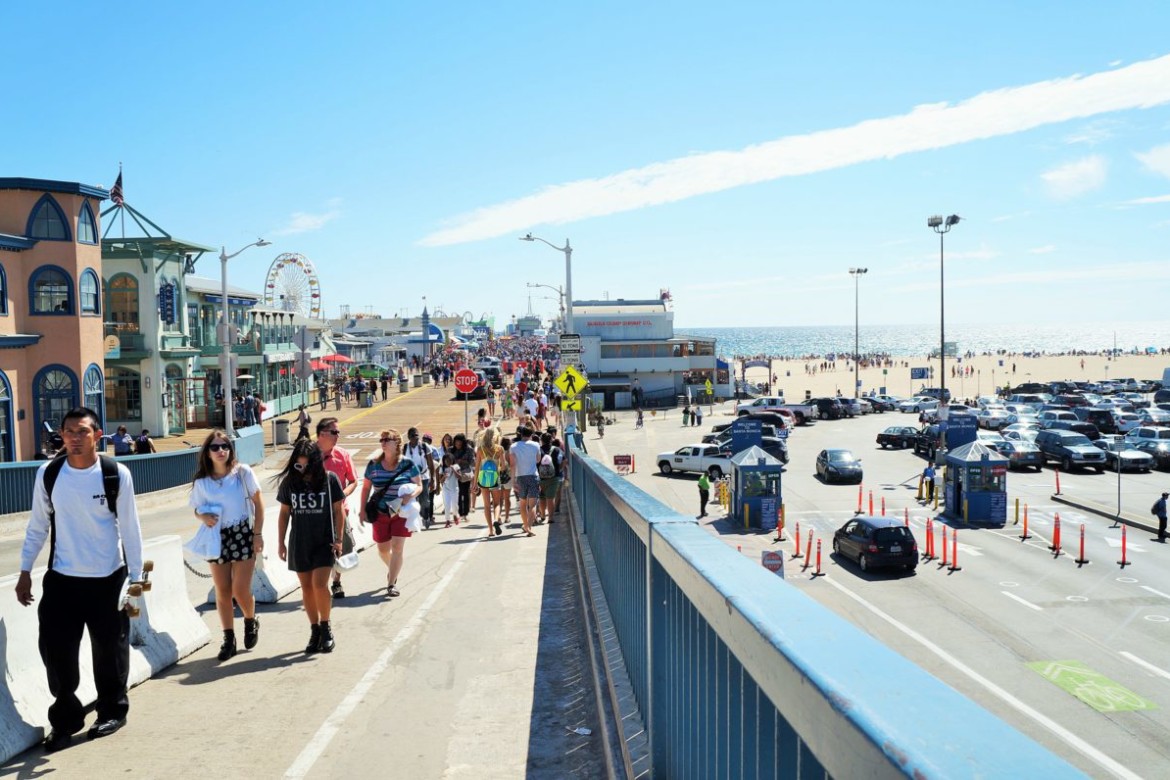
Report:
0,426,264,516
568,443,1082,778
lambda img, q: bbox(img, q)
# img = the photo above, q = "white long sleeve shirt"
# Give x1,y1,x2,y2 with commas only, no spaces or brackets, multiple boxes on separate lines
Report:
20,459,145,579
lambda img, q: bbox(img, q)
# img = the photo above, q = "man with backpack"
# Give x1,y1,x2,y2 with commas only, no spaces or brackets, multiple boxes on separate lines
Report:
15,407,145,752
134,430,156,454
537,431,564,524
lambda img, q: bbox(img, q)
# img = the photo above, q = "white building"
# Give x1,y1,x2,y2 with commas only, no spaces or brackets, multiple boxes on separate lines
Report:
571,299,731,409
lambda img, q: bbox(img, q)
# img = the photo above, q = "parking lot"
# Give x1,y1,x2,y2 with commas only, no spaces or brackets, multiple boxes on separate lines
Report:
587,399,1170,780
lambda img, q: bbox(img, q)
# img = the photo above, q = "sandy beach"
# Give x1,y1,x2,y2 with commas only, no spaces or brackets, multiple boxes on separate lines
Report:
736,352,1169,403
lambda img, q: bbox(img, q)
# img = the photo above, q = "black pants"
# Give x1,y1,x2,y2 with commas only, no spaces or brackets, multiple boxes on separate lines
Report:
1159,514,1167,539
699,489,709,517
39,568,130,733
420,480,434,524
457,480,471,517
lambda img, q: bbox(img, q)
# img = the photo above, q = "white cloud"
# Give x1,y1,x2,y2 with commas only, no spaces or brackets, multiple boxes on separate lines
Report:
419,54,1170,246
1109,60,1123,67
1028,244,1057,254
1118,194,1170,206
1063,120,1116,145
1040,155,1107,199
273,199,342,236
1135,142,1170,178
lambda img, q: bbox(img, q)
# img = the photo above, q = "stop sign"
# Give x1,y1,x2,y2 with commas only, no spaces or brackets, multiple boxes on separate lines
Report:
454,368,478,394
761,550,785,578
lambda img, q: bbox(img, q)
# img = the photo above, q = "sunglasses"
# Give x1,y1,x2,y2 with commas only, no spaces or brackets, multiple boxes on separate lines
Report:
323,429,341,435
208,443,232,453
293,462,307,472
380,438,400,444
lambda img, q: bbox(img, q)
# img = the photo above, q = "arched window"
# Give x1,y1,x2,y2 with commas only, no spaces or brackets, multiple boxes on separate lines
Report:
106,273,139,332
29,265,74,315
105,368,142,421
0,262,7,315
34,365,78,442
0,370,12,462
80,269,100,315
78,201,97,244
84,364,105,429
26,194,71,241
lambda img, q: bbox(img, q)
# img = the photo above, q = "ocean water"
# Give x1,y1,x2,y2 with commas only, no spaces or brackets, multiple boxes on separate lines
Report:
676,322,1170,359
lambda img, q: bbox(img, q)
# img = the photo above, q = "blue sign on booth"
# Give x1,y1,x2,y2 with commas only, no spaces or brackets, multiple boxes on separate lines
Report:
727,417,763,454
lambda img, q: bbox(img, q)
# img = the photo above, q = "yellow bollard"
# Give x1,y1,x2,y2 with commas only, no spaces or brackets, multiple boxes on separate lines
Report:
744,503,750,530
1014,497,1019,526
963,499,969,525
916,475,924,501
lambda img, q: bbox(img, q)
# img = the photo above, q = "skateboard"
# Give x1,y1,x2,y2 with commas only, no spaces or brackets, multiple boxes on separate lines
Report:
118,560,154,617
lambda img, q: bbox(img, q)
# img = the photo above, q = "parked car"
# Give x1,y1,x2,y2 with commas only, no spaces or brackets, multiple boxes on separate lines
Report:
1112,412,1143,433
1124,426,1170,444
1138,408,1170,427
808,397,845,420
1131,440,1170,470
985,439,1045,471
976,408,1011,429
1005,412,1041,427
1033,429,1107,472
868,395,901,412
704,423,779,442
838,398,863,418
876,426,919,449
913,424,943,458
715,411,793,431
1002,424,1040,443
832,516,918,573
1117,392,1150,409
1072,407,1119,434
714,435,790,464
815,448,863,483
898,396,939,414
919,387,952,402
657,444,729,478
1045,420,1101,441
1092,438,1154,472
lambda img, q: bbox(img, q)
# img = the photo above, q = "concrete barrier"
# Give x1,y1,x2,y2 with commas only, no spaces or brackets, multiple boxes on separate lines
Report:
0,535,209,762
206,519,300,605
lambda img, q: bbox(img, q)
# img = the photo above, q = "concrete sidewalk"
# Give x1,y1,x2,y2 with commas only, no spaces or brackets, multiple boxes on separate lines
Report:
3,379,606,778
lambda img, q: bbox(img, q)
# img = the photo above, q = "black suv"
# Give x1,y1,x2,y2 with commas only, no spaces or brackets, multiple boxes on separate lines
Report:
832,516,918,573
809,397,844,420
1073,407,1117,434
913,424,943,458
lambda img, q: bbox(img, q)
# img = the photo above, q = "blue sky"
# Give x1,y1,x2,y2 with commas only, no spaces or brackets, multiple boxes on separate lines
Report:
6,2,1170,329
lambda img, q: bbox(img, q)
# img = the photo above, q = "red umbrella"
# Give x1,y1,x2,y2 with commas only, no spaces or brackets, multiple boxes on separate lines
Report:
321,354,354,364
310,359,328,371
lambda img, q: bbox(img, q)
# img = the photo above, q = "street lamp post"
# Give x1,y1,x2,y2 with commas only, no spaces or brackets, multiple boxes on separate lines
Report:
927,215,961,403
220,239,271,438
849,267,867,398
520,235,572,334
526,282,564,331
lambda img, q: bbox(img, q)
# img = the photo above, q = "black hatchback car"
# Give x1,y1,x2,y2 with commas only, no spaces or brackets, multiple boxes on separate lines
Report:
833,516,918,573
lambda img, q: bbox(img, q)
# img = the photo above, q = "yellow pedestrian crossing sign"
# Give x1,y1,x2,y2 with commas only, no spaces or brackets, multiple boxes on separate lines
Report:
704,379,712,393
555,365,587,397
561,398,583,411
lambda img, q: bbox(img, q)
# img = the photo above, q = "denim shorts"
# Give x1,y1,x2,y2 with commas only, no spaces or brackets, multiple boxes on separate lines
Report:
515,475,540,499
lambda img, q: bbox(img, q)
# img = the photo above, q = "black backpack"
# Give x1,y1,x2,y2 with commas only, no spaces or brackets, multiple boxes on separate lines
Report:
43,454,121,571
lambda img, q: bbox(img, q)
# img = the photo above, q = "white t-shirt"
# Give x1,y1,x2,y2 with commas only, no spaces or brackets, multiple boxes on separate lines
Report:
523,397,539,417
189,464,260,529
20,458,144,579
403,441,433,481
510,439,542,478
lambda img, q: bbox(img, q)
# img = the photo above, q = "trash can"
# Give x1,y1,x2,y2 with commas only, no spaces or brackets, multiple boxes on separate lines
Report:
422,373,431,385
413,374,423,388
274,418,290,445
399,379,409,393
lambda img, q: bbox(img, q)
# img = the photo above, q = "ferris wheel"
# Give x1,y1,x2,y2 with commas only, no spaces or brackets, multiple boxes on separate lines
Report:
263,252,322,318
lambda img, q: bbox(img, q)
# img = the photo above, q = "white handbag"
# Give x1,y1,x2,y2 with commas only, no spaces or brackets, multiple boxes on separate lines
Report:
334,552,360,573
184,522,221,560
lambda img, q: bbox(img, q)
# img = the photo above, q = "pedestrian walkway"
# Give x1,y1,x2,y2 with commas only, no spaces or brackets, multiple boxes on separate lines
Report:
3,377,605,778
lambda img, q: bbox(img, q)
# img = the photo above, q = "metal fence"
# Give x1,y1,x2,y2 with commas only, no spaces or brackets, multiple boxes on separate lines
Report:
0,425,265,516
567,442,1081,778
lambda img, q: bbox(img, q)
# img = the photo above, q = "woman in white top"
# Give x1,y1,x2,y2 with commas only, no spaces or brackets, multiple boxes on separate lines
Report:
189,429,266,661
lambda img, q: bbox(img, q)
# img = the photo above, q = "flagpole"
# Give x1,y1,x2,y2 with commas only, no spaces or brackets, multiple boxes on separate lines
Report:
118,163,124,238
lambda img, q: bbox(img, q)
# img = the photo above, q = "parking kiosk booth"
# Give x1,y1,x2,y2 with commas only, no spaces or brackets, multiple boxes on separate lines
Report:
943,441,1008,526
729,445,784,532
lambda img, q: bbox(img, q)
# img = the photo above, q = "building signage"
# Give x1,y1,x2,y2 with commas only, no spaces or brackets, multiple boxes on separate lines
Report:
559,333,581,351
266,351,296,364
585,320,652,327
158,283,178,325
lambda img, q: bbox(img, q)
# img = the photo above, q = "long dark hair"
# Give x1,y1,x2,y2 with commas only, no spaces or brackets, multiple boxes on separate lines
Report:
273,439,326,491
191,429,237,482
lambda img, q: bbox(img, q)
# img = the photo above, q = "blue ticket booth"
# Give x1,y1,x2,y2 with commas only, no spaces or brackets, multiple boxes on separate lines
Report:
729,445,784,532
943,441,1008,527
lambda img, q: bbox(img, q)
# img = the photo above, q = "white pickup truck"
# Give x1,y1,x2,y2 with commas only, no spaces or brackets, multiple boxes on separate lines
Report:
657,444,730,478
736,396,816,425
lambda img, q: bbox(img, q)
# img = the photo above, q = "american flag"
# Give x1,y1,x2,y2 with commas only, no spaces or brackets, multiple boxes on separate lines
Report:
110,172,123,206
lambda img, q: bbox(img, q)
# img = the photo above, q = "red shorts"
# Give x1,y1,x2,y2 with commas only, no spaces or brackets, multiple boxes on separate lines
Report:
372,513,412,542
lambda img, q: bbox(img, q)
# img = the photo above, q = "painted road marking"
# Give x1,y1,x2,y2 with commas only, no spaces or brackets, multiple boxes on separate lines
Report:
1120,652,1170,682
823,577,1142,780
1028,660,1156,713
284,536,483,778
1002,591,1043,611
1105,537,1147,552
1140,585,1170,600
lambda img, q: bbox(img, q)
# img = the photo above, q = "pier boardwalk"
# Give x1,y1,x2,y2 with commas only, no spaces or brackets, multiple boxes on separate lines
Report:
3,379,605,778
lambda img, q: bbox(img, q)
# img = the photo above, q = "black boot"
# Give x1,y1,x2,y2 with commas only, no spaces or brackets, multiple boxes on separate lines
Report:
244,617,260,650
217,630,237,661
318,621,335,653
305,623,321,653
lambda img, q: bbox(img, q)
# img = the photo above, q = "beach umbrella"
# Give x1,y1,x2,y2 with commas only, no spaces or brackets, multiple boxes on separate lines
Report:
322,354,354,364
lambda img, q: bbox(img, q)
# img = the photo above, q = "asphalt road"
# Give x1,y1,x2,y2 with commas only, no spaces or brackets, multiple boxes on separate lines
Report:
592,401,1170,780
